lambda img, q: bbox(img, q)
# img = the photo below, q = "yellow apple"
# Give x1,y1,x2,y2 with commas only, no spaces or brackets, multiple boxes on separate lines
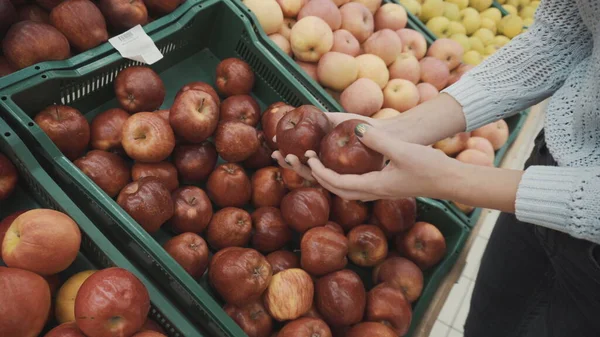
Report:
472,28,495,45
492,35,511,47
530,0,539,9
444,2,461,21
243,0,284,35
426,16,451,37
519,5,535,19
468,36,485,53
506,0,530,10
499,15,523,38
523,17,534,26
460,8,481,35
450,33,471,51
446,0,468,10
55,270,97,323
497,0,506,3
463,50,483,65
419,0,445,22
448,21,467,35
480,7,501,24
469,0,492,12
484,44,497,55
503,4,518,16
399,0,422,16
480,17,496,33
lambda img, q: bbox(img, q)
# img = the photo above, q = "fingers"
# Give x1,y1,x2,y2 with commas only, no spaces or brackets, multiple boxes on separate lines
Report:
271,151,316,182
354,124,400,159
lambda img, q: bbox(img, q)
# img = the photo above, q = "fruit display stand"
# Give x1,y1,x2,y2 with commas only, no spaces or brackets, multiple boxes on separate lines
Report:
0,0,202,91
0,115,206,337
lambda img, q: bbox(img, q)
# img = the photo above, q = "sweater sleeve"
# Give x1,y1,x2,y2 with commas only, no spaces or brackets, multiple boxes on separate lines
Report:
516,166,600,245
442,0,593,131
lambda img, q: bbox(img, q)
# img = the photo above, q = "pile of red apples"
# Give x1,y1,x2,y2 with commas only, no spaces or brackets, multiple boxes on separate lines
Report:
0,153,168,337
242,0,472,119
26,55,450,336
0,0,184,77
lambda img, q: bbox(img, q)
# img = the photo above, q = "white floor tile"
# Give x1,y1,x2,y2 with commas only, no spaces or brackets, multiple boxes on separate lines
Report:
453,280,475,332
462,260,480,280
448,328,463,337
429,321,450,337
437,276,471,326
465,236,488,277
478,210,499,239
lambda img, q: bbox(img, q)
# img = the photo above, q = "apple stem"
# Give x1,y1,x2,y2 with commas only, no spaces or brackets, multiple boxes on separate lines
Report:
197,98,205,113
53,106,61,121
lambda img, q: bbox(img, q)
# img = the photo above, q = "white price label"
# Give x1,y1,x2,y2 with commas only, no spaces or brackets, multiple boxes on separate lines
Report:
109,25,163,65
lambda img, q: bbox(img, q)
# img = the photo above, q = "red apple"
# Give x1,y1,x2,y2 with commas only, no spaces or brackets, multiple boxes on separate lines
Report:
2,209,81,275
163,232,209,279
320,119,384,174
373,256,423,302
243,131,275,169
56,270,97,324
281,167,316,190
35,105,90,160
347,225,388,267
215,121,260,162
220,95,260,126
99,0,148,33
116,176,174,233
169,186,212,233
44,322,86,337
224,300,274,337
276,105,330,164
156,109,170,122
206,207,252,249
330,196,369,232
315,269,366,327
280,187,330,233
36,0,64,10
264,268,314,321
0,267,51,337
365,283,412,336
433,132,470,156
252,207,292,253
302,301,324,320
75,268,150,337
0,153,18,201
397,221,446,270
371,198,417,237
266,250,300,274
74,150,131,198
2,21,70,70
173,141,217,182
132,332,167,337
50,0,108,51
175,81,220,107
278,317,332,337
346,322,396,337
301,226,348,276
324,221,344,234
206,163,251,207
466,136,495,161
121,112,175,163
141,319,166,334
170,89,220,143
143,0,180,16
251,167,286,208
17,5,50,23
209,247,272,305
216,58,255,97
132,161,178,192
90,108,130,152
261,102,295,150
114,66,165,113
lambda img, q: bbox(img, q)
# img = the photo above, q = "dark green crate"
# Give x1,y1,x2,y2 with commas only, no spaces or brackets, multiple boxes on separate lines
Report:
0,0,202,91
0,116,205,337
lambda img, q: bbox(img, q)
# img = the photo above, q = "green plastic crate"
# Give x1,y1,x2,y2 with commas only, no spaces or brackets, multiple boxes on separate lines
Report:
0,116,205,337
0,0,202,91
492,0,511,16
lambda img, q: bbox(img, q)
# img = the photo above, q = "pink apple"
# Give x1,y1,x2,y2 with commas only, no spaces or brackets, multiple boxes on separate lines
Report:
417,83,439,103
426,38,464,71
396,28,427,60
269,33,292,56
389,52,420,84
317,52,359,92
340,2,374,43
448,64,474,86
278,18,296,40
433,132,470,156
298,0,341,31
296,60,319,81
420,57,450,91
466,136,495,160
371,108,401,119
383,79,420,112
331,29,361,56
362,29,403,66
275,0,304,18
374,3,407,31
341,78,383,116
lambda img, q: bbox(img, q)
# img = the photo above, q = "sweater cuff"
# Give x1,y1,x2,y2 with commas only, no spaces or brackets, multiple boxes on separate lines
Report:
442,74,501,131
515,166,578,232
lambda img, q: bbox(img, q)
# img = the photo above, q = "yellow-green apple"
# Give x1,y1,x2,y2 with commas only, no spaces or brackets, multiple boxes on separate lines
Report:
372,108,401,119
466,136,495,161
355,54,389,88
340,2,374,43
443,2,460,21
426,16,451,37
502,4,517,16
456,148,494,166
352,0,381,14
419,56,450,90
471,119,509,150
419,0,443,21
278,18,295,40
485,44,498,56
480,17,496,34
460,7,481,35
450,33,470,52
499,15,523,38
363,29,403,66
480,7,501,24
296,60,319,81
317,52,359,91
398,0,421,16
269,33,292,56
290,16,334,62
55,270,96,323
275,0,304,18
0,267,51,337
374,3,407,31
331,29,361,56
416,82,439,103
472,27,494,45
470,0,492,11
298,0,341,30
446,0,468,9
426,38,464,70
382,79,420,112
492,35,510,48
341,78,384,116
433,132,470,156
243,0,283,34
463,50,484,65
447,21,467,35
520,5,535,19
2,209,81,275
448,63,474,85
396,28,427,59
0,153,17,201
389,52,420,84
469,36,485,53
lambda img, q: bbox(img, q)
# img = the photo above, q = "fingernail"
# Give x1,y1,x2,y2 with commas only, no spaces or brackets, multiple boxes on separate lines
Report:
355,123,368,138
284,159,291,166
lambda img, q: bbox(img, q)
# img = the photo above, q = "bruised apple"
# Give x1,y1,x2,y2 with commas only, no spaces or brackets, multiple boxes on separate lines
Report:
116,177,174,233
372,198,417,238
373,256,423,302
169,186,212,233
346,322,396,337
260,102,294,150
173,142,217,183
264,268,314,321
315,269,366,326
215,121,260,162
330,196,369,231
163,232,209,279
121,112,175,163
206,207,252,249
320,120,384,174
280,187,330,233
220,95,260,126
278,317,332,337
216,58,255,97
170,89,220,143
396,221,446,270
50,0,108,51
35,105,90,160
243,131,274,169
206,163,251,207
132,161,178,192
252,167,286,208
114,66,165,113
276,105,330,164
0,153,18,201
347,225,388,267
252,207,292,253
365,284,412,336
90,108,130,151
209,247,272,305
224,300,273,337
56,270,96,324
301,226,348,276
74,150,131,197
266,250,300,274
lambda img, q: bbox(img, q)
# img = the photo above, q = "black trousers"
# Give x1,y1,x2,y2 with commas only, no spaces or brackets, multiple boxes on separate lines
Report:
464,131,600,337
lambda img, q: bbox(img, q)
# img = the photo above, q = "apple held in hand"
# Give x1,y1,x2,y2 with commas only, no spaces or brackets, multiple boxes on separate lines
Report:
90,108,130,152
301,226,348,276
347,225,388,267
173,141,217,183
252,207,292,253
216,58,255,97
261,102,294,150
50,0,108,51
278,317,332,337
224,300,274,337
206,207,252,250
280,187,330,233
35,105,90,160
209,247,272,305
56,270,97,324
115,66,165,113
0,152,17,201
264,268,314,321
206,163,251,207
75,150,131,198
117,176,174,233
121,112,175,163
169,186,212,233
315,269,366,327
163,232,209,279
372,197,417,238
170,88,220,143
215,121,260,163
373,256,423,302
75,268,150,337
276,105,331,164
266,250,300,274
397,221,447,270
365,284,412,336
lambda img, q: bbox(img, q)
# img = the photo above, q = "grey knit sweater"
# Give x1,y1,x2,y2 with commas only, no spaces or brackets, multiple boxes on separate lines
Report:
443,0,600,244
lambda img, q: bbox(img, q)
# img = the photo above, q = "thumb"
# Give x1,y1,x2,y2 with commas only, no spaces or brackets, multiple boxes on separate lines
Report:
354,123,399,159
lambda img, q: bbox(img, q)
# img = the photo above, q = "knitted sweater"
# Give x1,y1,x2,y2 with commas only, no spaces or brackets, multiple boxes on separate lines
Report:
443,0,600,244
